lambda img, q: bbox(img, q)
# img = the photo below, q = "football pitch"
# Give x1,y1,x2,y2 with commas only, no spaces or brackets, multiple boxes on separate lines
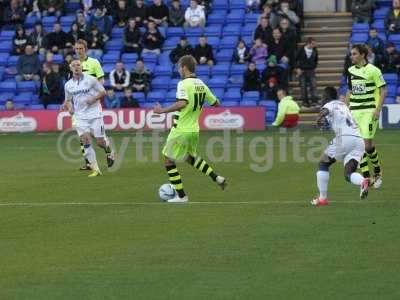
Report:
1,129,399,299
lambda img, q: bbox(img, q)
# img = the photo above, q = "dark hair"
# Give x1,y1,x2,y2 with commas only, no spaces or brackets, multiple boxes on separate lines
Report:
178,55,197,73
306,37,315,45
369,27,377,31
136,58,144,63
277,87,289,95
322,86,338,102
352,44,369,58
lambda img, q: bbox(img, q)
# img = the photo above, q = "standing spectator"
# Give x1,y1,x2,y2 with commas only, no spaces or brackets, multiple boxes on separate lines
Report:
295,37,319,106
129,0,148,27
65,22,85,50
249,38,268,64
366,45,381,67
169,0,185,27
44,22,67,54
381,42,400,73
242,62,261,91
123,18,142,54
104,88,121,108
351,0,375,24
82,0,93,17
147,0,169,27
131,59,152,94
170,36,194,64
39,0,64,17
61,53,73,79
40,63,63,108
28,22,46,54
120,87,140,108
16,44,41,82
142,21,165,55
110,61,130,91
233,40,251,64
272,88,300,127
12,25,28,55
86,25,104,57
253,17,272,46
385,0,400,34
258,4,278,28
3,0,25,29
28,0,42,19
366,27,385,59
194,36,214,66
114,0,130,27
275,1,300,27
88,6,112,42
76,10,88,32
279,17,297,65
269,28,290,65
184,0,206,28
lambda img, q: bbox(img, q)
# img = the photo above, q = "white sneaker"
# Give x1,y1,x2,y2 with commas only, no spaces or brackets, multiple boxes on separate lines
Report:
216,176,227,190
373,175,382,189
167,195,189,203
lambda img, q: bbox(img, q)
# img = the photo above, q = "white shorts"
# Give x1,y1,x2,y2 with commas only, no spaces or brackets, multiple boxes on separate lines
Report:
75,117,105,138
324,135,365,166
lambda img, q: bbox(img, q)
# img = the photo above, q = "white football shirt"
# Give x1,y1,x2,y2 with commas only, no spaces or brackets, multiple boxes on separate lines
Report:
323,100,361,137
64,74,105,120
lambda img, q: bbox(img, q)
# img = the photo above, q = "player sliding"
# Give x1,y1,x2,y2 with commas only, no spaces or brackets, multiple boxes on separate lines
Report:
311,87,370,207
153,55,226,203
61,59,113,177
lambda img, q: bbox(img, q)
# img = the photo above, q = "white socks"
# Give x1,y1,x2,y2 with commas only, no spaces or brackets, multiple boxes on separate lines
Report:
316,170,329,199
350,172,364,186
84,144,99,171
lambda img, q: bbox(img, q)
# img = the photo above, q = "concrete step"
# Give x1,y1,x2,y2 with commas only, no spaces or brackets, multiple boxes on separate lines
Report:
304,12,352,18
318,47,348,56
318,60,345,68
319,53,348,60
298,41,349,49
290,80,340,88
302,33,350,43
302,26,352,34
316,66,344,73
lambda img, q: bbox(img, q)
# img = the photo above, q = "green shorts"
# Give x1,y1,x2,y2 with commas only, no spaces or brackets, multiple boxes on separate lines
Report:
351,111,378,139
162,130,199,161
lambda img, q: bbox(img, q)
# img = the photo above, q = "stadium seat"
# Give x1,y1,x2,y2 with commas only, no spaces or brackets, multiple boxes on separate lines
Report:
65,1,81,13
385,97,396,104
373,7,390,20
0,53,9,66
245,13,260,24
241,24,256,36
209,76,228,88
47,104,61,110
166,27,185,37
350,33,368,44
213,0,229,10
185,27,204,37
204,25,222,37
152,76,171,89
0,41,12,53
102,64,115,74
105,39,123,51
212,88,225,99
372,19,385,31
7,55,20,67
42,16,57,27
60,15,75,27
230,0,246,10
223,24,242,36
387,84,397,97
230,64,247,76
163,37,180,50
208,11,227,25
242,35,253,47
211,64,230,76
207,37,220,49
121,53,138,63
196,65,210,77
147,91,165,102
243,91,260,100
166,90,176,101
53,54,64,64
141,102,156,108
259,100,278,111
111,27,124,39
220,36,239,49
223,89,241,101
133,92,146,102
0,81,16,93
154,65,172,76
157,51,172,65
13,93,32,105
352,23,369,33
142,52,158,64
220,100,240,107
240,100,257,106
0,30,15,41
266,111,276,123
383,73,398,84
30,104,45,110
17,81,37,93
102,53,120,64
227,75,243,88
226,10,245,24
24,15,39,28
216,49,234,62
0,92,14,104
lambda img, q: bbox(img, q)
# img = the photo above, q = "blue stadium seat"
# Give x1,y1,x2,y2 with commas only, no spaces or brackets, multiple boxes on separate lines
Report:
0,81,16,93
388,34,400,44
47,104,61,110
17,81,37,93
211,64,230,76
207,37,220,49
133,92,146,102
220,100,240,107
373,7,390,20
103,52,120,64
259,100,278,111
102,64,115,74
213,0,229,10
372,19,385,31
157,51,172,64
216,49,234,62
387,84,397,97
208,11,227,25
227,75,243,88
163,37,180,50
31,94,39,104
105,39,123,51
30,104,45,110
230,0,246,10
185,27,204,37
152,76,170,89
42,16,57,27
111,27,124,39
212,88,225,99
241,24,256,36
208,76,227,88
166,27,185,37
142,52,158,64
204,25,222,37
266,111,276,123
220,36,239,49
240,100,257,106
65,1,81,13
223,90,241,101
385,97,396,104
60,15,75,27
141,102,156,108
196,65,210,77
241,35,253,47
121,53,138,63
154,65,172,76
226,10,245,24
243,91,260,100
13,93,32,105
0,53,9,66
350,33,368,43
383,73,398,84
0,41,12,53
147,91,165,102
166,90,176,101
0,30,15,41
53,54,64,64
0,92,14,104
24,15,39,28
230,64,246,76
223,24,242,38
245,13,260,24
352,23,369,33
198,76,209,84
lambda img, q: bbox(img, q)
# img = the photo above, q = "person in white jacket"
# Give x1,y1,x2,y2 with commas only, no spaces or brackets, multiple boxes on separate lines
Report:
184,0,206,28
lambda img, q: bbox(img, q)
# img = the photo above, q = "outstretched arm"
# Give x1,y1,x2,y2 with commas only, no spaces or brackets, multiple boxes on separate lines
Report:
153,100,188,114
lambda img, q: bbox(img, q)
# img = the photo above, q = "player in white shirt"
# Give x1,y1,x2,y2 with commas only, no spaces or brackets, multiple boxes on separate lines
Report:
311,87,370,206
61,59,111,177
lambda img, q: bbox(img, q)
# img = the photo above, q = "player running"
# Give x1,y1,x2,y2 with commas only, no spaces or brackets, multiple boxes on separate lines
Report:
74,39,114,170
153,55,226,203
346,44,387,188
311,87,370,207
61,59,111,177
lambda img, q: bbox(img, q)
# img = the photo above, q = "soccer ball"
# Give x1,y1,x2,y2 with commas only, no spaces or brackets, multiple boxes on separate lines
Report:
158,183,176,201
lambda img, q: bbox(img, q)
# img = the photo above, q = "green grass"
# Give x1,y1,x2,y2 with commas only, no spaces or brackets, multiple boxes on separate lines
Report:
0,129,399,299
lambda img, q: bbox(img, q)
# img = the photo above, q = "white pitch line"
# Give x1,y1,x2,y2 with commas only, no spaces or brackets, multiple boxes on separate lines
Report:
0,201,394,207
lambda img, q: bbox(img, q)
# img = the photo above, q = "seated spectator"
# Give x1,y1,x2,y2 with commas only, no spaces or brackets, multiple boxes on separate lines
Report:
110,61,130,91
249,38,268,64
194,36,214,66
170,36,194,64
258,4,278,28
88,6,112,42
142,21,165,55
131,59,152,94
92,0,113,13
246,0,260,12
129,0,148,27
147,0,169,27
169,0,185,27
39,0,64,17
42,51,54,70
263,77,279,101
184,0,206,28
3,0,25,29
123,18,142,54
65,22,85,50
61,53,73,79
275,1,300,28
381,42,400,73
261,55,286,97
295,37,318,106
272,88,300,127
12,25,28,55
366,45,382,67
44,21,68,54
28,22,46,54
16,44,41,82
260,0,280,11
366,27,385,59
114,0,130,27
5,99,14,110
242,62,261,92
104,88,121,108
233,40,251,64
253,17,272,46
269,28,290,65
40,63,63,109
76,10,88,32
351,0,375,24
121,88,140,108
86,25,105,57
386,0,400,34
